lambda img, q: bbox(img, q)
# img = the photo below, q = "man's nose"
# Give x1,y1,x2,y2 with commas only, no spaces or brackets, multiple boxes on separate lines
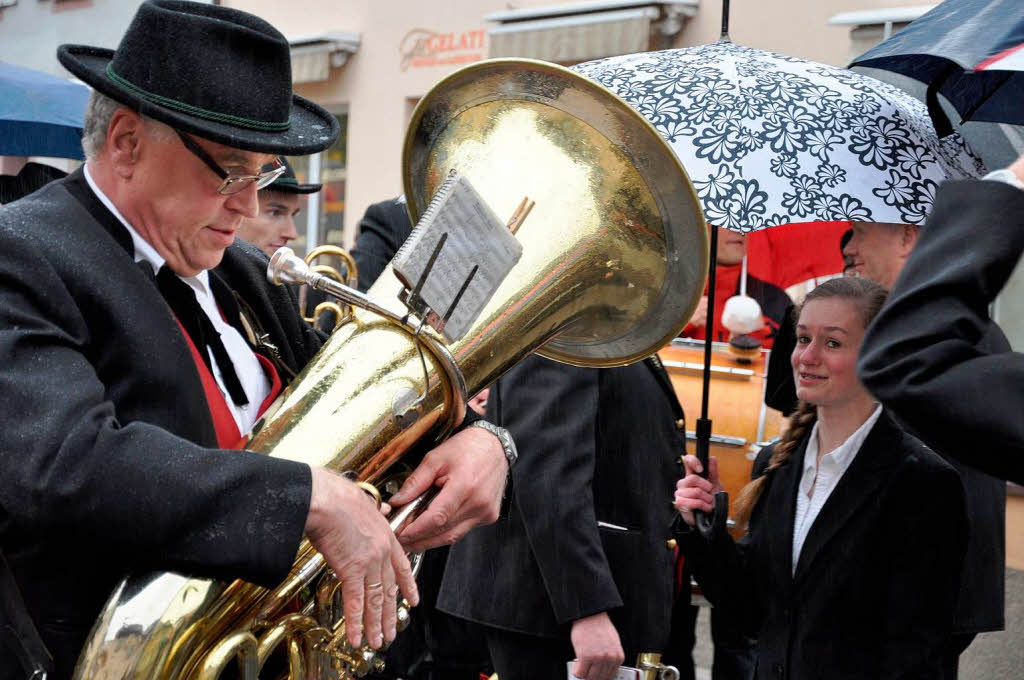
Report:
225,181,260,218
282,216,299,242
842,237,857,258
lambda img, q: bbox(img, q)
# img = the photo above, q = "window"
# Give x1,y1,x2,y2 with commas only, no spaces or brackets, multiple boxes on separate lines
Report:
286,110,347,257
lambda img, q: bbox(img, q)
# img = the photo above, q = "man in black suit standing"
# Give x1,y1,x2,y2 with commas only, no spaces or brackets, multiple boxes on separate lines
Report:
846,215,1008,677
436,354,686,680
0,3,509,678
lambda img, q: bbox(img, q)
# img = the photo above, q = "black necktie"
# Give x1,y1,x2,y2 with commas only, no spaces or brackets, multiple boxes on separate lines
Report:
149,263,250,407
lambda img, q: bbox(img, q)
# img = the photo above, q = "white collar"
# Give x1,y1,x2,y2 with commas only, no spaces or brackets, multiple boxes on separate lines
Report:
83,163,210,294
803,404,883,475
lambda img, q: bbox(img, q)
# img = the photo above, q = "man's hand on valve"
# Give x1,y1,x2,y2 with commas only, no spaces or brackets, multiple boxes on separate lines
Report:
305,467,419,650
389,426,508,552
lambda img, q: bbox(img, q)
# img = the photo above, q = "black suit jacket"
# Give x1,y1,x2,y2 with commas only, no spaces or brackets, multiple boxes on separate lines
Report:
859,179,1024,484
680,411,968,680
437,354,686,654
352,197,413,292
0,171,322,679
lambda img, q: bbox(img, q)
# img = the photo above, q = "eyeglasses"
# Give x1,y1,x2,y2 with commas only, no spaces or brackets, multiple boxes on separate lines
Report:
175,130,285,195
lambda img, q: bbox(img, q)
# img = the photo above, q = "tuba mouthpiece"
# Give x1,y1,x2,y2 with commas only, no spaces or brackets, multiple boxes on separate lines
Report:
268,246,311,286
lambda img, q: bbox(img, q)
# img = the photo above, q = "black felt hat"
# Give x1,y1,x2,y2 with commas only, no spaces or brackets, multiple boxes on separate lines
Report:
57,0,339,155
264,157,322,194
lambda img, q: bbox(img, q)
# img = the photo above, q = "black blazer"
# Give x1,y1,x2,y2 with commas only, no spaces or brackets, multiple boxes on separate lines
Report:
859,179,1024,484
437,354,687,654
351,197,413,292
0,171,322,679
679,411,968,680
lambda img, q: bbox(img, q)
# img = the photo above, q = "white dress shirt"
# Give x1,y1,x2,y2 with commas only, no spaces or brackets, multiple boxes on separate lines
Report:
791,404,882,573
84,165,271,435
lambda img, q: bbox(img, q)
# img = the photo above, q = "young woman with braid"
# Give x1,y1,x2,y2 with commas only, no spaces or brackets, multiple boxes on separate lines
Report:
673,277,969,680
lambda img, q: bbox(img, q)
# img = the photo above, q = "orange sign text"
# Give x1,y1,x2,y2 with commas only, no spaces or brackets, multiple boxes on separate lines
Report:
400,28,486,71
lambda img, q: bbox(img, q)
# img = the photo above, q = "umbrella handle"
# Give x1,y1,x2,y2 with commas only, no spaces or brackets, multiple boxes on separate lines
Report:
696,492,729,540
693,417,729,540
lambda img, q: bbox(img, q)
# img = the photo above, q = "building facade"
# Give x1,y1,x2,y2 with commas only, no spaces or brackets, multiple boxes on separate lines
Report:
0,0,943,246
13,0,1022,348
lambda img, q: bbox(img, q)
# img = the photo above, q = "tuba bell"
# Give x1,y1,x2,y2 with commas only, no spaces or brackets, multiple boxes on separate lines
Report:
73,58,708,680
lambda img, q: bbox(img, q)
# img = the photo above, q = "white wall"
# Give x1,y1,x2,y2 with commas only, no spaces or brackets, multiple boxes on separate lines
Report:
0,0,167,77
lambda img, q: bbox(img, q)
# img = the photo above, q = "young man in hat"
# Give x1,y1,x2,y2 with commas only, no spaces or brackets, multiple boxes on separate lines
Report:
237,157,317,258
0,3,510,678
845,219,1007,678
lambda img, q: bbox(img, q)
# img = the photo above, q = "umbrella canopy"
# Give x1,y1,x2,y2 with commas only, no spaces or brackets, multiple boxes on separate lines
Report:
747,221,850,289
851,0,1024,130
976,5,1024,71
0,61,90,160
574,41,984,234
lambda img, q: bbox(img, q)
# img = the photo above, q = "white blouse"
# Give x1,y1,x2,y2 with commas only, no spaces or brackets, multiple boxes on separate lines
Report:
791,404,882,573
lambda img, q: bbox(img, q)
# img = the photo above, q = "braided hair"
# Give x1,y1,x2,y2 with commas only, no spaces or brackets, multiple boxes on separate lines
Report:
731,276,888,528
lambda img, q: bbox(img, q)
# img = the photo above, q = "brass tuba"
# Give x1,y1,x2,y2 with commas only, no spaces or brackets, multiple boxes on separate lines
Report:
73,58,707,680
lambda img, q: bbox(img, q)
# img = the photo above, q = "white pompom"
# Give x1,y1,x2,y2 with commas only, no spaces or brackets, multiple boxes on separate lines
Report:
721,295,763,335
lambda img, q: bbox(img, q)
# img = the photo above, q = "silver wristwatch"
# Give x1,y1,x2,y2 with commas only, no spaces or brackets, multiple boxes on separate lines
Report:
468,420,518,469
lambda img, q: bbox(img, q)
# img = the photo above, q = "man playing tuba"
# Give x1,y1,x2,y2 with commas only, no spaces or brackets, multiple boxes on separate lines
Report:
0,3,510,678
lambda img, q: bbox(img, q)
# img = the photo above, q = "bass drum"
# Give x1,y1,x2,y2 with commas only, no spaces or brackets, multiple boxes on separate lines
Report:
657,337,787,537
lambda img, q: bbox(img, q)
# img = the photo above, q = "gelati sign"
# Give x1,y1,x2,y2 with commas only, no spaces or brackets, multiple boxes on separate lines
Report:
399,28,486,71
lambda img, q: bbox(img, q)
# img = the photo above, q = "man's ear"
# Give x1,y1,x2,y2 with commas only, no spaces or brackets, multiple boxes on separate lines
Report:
900,224,920,255
105,109,145,178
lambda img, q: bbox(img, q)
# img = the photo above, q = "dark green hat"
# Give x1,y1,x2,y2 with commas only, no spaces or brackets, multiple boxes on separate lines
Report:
264,157,322,194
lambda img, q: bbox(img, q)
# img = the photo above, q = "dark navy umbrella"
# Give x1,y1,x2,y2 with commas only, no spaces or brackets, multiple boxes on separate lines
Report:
0,61,90,160
851,0,1024,130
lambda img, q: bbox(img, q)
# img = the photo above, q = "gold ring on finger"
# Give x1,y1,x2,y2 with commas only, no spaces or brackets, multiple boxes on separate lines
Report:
356,481,382,510
367,582,383,589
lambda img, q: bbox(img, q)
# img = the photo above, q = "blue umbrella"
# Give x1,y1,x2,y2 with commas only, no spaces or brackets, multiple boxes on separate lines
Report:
850,0,1024,133
0,61,90,159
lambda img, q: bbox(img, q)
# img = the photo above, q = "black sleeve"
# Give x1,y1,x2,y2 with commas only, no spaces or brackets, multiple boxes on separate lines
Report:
858,179,1024,483
351,198,414,292
675,519,761,636
673,444,777,634
0,229,310,588
492,355,623,623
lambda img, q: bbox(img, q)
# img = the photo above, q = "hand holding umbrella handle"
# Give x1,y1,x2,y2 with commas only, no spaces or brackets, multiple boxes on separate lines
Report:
693,418,729,540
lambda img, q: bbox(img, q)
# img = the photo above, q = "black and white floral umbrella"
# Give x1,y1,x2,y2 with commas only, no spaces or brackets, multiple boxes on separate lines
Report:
574,41,986,233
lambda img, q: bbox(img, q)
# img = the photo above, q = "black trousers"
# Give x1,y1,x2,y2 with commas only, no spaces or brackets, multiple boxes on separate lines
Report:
484,626,655,680
372,547,491,680
484,628,576,680
663,603,756,680
938,632,976,680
